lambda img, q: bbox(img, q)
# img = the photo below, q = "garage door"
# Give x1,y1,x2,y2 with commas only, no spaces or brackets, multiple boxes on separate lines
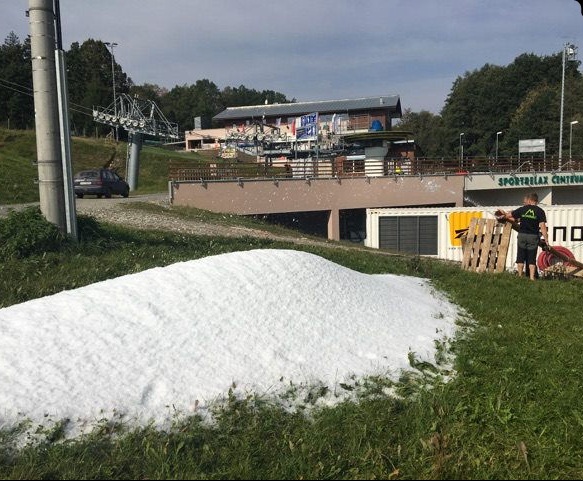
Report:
378,216,438,255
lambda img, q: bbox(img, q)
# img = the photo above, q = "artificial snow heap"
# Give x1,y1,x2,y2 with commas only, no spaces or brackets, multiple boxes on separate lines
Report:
0,249,460,433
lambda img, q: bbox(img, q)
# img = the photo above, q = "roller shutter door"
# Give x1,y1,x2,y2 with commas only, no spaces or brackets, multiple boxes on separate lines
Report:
378,216,438,255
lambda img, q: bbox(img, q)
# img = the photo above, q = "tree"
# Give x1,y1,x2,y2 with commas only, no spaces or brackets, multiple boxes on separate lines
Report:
66,39,133,136
161,83,206,131
504,85,556,155
439,51,581,157
0,32,33,129
219,85,292,111
159,81,292,131
395,109,446,157
191,79,222,129
130,83,167,103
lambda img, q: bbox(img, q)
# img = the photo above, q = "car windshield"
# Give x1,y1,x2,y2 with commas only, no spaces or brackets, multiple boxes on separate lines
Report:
76,170,100,179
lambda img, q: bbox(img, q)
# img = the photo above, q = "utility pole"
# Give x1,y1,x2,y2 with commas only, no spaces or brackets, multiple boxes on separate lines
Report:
28,0,66,231
54,0,77,239
559,42,577,171
104,41,118,141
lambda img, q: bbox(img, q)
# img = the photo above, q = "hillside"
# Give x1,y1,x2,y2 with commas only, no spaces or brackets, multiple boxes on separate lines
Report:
0,128,212,204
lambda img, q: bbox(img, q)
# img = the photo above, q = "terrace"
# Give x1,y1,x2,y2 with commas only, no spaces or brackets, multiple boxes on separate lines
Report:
169,155,583,183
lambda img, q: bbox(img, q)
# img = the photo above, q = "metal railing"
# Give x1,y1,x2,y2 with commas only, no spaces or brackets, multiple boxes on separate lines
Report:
169,156,583,183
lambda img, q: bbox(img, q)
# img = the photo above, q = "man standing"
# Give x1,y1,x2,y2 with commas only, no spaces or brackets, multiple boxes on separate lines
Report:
496,192,549,280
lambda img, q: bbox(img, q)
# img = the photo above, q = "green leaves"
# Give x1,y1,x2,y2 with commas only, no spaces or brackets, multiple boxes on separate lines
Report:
397,51,571,158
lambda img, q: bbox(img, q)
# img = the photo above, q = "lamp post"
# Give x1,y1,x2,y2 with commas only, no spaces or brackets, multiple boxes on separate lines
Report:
496,131,503,163
104,41,118,141
559,42,577,171
570,120,579,163
459,132,465,169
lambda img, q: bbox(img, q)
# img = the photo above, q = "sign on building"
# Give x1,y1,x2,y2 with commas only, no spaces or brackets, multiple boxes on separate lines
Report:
518,139,545,156
295,112,319,140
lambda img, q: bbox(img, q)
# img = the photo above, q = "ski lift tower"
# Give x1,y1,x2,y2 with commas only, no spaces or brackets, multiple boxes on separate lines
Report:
93,94,179,191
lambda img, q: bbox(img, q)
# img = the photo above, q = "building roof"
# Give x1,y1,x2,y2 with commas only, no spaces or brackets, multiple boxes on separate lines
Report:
213,95,402,122
342,131,414,144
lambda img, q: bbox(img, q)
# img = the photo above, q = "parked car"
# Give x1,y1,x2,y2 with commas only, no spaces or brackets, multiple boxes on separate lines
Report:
74,168,130,199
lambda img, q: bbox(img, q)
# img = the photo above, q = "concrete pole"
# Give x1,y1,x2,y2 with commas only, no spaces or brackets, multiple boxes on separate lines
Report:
28,0,66,231
127,132,143,191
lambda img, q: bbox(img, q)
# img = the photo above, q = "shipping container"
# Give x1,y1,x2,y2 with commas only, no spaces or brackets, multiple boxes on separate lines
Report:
365,205,583,271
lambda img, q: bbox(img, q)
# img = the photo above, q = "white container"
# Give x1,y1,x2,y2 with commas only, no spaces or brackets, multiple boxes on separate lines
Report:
365,205,583,271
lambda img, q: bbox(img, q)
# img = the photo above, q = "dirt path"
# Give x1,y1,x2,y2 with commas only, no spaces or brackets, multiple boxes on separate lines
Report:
1,193,385,254
77,195,353,249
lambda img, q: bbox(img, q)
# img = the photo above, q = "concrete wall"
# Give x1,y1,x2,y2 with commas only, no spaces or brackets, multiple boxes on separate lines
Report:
171,175,465,240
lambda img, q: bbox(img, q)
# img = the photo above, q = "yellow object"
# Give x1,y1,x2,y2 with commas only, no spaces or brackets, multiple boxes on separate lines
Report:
449,211,482,246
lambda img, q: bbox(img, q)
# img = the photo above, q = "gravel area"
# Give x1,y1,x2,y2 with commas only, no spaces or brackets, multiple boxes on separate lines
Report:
0,193,338,247
1,193,380,253
76,194,281,240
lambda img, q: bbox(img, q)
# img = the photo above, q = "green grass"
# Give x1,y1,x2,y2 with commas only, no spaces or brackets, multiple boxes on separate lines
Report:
0,129,39,204
2,208,583,478
3,130,583,479
0,128,209,203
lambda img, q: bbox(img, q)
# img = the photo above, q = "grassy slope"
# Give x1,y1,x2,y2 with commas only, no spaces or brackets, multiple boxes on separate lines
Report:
0,128,208,203
0,129,38,204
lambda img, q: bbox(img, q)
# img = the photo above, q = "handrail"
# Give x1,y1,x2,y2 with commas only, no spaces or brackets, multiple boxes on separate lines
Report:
512,161,534,173
168,156,583,182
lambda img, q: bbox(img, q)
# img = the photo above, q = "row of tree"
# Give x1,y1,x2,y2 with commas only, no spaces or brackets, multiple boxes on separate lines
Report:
0,33,292,137
397,51,583,159
1,31,582,158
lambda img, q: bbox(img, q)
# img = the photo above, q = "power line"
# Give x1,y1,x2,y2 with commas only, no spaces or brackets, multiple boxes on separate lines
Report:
0,78,32,96
0,77,96,117
0,77,32,92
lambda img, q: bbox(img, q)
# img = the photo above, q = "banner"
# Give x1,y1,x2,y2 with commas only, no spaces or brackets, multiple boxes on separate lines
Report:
295,112,318,140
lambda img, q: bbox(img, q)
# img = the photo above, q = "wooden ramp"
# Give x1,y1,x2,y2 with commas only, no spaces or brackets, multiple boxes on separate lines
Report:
461,218,513,273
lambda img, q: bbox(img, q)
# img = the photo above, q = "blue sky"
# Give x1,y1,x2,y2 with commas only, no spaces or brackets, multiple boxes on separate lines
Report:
2,0,582,114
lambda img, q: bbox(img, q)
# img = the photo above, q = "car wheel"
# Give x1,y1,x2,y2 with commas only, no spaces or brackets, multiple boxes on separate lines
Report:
76,193,84,199
97,194,103,199
105,188,112,199
122,187,129,198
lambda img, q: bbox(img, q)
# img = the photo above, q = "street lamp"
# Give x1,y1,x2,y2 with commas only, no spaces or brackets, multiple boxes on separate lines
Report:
496,131,503,163
459,132,465,168
104,41,118,141
570,120,579,162
559,42,577,171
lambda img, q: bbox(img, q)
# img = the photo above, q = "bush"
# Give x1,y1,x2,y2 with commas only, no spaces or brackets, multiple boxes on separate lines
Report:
0,207,68,258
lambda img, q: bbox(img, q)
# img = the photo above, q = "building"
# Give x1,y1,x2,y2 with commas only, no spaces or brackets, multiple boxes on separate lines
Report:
171,94,583,245
185,128,226,152
172,91,455,243
213,95,403,136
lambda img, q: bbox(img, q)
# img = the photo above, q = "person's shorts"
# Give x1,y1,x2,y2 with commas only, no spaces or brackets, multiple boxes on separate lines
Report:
516,233,539,264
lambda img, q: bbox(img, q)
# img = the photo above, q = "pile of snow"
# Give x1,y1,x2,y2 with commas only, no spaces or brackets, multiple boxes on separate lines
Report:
0,249,461,435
